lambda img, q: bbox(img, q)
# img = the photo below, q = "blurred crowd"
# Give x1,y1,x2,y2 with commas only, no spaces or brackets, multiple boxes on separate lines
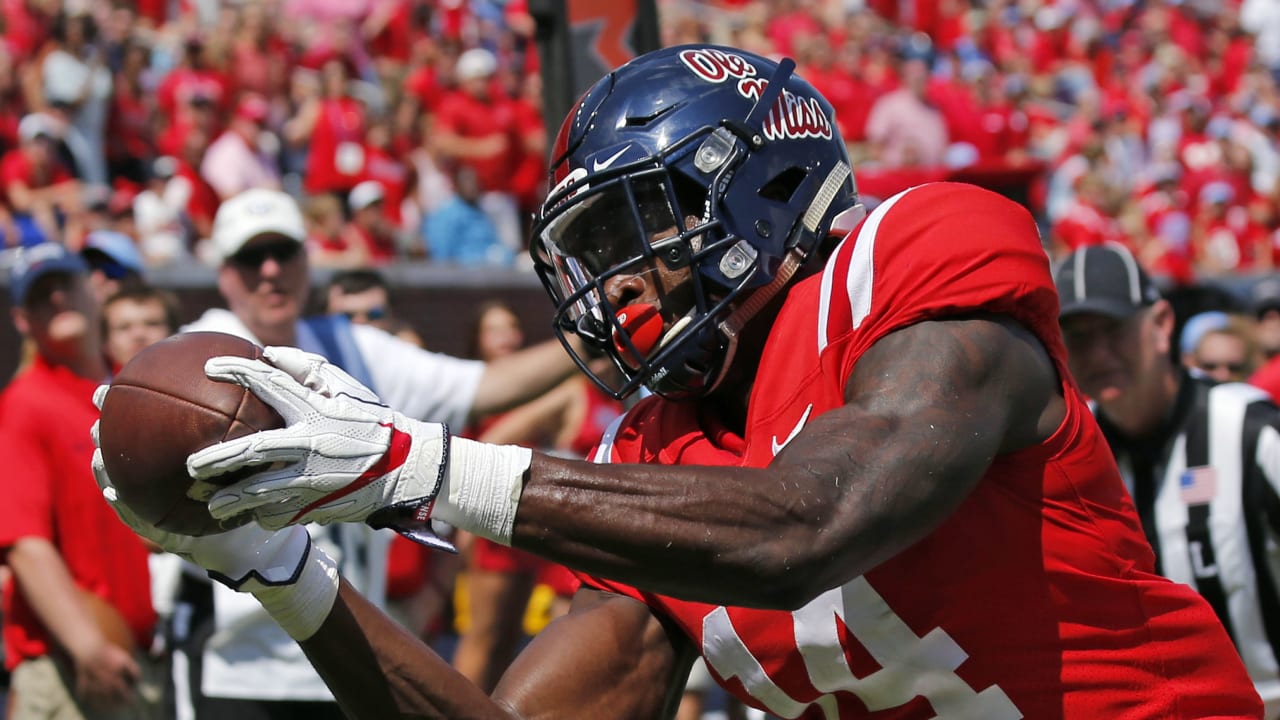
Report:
0,0,1278,284
0,0,544,270
662,0,1280,284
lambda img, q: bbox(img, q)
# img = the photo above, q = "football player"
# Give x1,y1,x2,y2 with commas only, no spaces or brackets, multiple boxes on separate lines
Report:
95,45,1262,718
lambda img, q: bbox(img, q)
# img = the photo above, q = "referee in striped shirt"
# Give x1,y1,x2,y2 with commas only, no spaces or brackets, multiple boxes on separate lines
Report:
1056,242,1280,716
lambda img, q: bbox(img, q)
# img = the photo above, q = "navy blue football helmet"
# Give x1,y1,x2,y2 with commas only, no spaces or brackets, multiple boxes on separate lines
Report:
531,45,864,400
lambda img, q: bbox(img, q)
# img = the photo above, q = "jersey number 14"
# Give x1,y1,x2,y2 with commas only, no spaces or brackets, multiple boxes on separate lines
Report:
701,577,1022,719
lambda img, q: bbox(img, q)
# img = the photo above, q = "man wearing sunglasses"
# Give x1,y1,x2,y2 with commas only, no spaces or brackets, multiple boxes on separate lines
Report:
172,188,582,720
1057,242,1280,715
322,268,397,333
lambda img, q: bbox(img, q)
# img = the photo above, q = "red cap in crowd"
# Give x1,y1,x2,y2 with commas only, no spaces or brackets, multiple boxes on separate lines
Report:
235,95,270,124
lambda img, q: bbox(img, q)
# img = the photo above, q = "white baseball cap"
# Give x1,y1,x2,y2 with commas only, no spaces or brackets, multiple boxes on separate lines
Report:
18,113,60,143
455,48,497,82
211,188,306,262
348,180,385,213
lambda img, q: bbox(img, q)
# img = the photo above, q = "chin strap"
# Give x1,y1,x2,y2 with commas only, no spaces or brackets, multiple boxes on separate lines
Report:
708,246,806,394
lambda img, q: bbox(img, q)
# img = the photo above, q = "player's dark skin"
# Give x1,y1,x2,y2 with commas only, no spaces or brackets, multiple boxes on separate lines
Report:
294,243,1069,719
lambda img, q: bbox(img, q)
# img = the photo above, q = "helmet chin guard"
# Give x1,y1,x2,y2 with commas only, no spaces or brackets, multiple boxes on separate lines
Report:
532,45,862,400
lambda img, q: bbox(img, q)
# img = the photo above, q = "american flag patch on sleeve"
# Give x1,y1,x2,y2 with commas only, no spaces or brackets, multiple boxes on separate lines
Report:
1179,466,1218,506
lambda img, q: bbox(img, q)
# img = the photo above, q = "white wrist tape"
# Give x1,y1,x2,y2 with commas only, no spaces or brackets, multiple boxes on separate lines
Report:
430,437,531,545
252,542,340,641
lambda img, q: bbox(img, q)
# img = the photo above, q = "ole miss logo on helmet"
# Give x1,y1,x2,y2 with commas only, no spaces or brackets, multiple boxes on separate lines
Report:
677,48,833,142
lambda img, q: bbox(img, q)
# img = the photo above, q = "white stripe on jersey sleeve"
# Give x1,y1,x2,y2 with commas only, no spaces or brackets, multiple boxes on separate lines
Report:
591,412,628,464
817,189,911,354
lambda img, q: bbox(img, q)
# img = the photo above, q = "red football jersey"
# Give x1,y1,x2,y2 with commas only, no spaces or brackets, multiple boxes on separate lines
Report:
583,183,1260,718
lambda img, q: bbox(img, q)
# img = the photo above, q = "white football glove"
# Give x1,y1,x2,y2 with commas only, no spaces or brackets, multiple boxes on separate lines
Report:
91,385,308,588
92,444,309,589
186,346,453,549
91,386,339,640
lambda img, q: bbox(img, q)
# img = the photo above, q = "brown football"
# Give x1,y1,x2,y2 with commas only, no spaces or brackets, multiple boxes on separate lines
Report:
98,332,284,536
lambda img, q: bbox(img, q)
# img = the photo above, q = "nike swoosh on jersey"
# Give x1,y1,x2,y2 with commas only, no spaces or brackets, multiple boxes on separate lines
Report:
771,404,813,456
592,146,630,172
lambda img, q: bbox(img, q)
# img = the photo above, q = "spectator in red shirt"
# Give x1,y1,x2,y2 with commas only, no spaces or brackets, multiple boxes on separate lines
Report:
341,180,397,265
1,114,83,247
155,37,229,131
508,72,546,226
226,2,292,101
155,92,220,160
288,56,367,200
0,243,156,719
434,47,522,254
764,0,822,57
362,0,415,75
387,92,421,161
1192,180,1268,274
359,117,408,231
1050,172,1129,257
1,0,53,63
0,44,24,155
402,36,445,113
106,38,155,187
303,192,363,269
958,64,1031,165
796,34,867,143
171,125,219,252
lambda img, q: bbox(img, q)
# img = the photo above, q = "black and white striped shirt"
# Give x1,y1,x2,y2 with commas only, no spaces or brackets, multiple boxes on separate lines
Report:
1099,374,1280,715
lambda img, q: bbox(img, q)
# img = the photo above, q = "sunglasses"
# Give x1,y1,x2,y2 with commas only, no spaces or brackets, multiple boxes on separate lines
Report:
230,242,302,268
1197,361,1246,374
343,307,388,322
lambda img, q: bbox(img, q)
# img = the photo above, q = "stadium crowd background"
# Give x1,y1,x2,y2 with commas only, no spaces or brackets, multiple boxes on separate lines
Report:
0,0,1278,284
6,0,1280,718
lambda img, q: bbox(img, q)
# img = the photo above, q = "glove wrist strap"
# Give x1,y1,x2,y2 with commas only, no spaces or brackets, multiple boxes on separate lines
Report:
251,542,340,641
430,436,531,545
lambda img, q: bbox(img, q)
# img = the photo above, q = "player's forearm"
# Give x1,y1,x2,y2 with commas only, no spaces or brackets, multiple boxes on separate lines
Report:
8,537,108,658
300,580,512,720
507,453,873,610
430,431,873,610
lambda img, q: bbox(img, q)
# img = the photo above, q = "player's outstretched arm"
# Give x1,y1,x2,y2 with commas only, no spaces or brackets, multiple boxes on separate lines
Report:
93,403,690,719
197,318,1062,609
304,582,693,720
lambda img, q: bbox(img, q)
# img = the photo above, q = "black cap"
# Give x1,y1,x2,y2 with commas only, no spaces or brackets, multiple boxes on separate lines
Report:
1251,277,1280,318
1054,242,1161,319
